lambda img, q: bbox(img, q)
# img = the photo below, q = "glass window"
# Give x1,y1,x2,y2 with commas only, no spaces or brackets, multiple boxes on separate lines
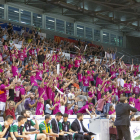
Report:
111,34,117,45
33,13,42,28
94,29,100,42
56,19,64,33
118,36,123,47
86,27,92,40
103,32,109,43
46,16,55,30
66,22,74,36
0,4,4,19
21,10,31,25
77,25,84,38
8,6,19,22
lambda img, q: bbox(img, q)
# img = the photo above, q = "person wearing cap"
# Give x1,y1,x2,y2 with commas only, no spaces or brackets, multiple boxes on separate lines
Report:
114,97,137,140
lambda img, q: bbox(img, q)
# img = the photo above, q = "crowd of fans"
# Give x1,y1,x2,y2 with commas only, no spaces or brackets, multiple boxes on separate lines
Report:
0,22,139,139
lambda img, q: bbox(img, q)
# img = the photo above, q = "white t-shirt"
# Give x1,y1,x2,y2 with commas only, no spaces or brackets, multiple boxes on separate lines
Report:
59,105,65,114
67,92,75,104
45,104,52,114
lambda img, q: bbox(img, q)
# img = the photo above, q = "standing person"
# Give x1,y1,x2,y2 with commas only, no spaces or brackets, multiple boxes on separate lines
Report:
71,113,92,140
135,94,140,115
59,113,83,140
51,112,67,140
21,110,46,140
39,114,59,140
114,97,137,140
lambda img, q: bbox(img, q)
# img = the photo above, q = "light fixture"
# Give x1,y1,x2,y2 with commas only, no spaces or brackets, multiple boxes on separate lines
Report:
77,27,83,30
0,7,4,9
37,16,41,18
21,21,26,24
48,28,50,29
103,33,107,36
48,19,55,22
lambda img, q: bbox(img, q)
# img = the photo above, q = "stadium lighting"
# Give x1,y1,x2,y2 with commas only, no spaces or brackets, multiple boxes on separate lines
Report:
0,7,4,9
48,19,55,22
37,16,42,18
77,27,83,30
103,34,107,36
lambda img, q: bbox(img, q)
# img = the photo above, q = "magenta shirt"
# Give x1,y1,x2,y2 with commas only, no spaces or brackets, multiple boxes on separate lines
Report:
65,107,73,115
38,86,48,101
135,99,140,111
77,73,83,82
18,51,25,61
35,102,44,115
129,97,135,104
88,91,95,98
0,84,8,102
36,70,43,81
82,76,90,86
112,87,118,95
97,98,105,111
78,105,89,114
133,86,139,94
97,89,101,100
68,64,73,69
30,76,38,86
12,65,19,77
124,83,132,93
111,71,116,79
96,77,102,87
29,49,35,56
23,48,27,58
108,110,115,115
74,60,80,68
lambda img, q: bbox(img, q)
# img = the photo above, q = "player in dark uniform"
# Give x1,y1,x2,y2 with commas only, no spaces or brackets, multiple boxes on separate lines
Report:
0,115,15,140
21,110,46,140
59,113,84,140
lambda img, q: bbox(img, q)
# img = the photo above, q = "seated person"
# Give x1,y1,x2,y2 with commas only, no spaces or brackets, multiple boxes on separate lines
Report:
0,115,15,140
59,113,83,140
12,115,30,140
21,110,46,140
71,113,92,140
39,114,59,140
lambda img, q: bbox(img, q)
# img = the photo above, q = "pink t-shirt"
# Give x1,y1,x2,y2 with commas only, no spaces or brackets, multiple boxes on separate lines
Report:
97,98,105,111
29,49,35,56
96,77,102,87
0,84,8,102
97,89,101,100
88,91,95,98
124,83,132,93
77,73,83,82
74,60,80,68
129,97,135,104
108,110,115,115
112,87,118,95
23,48,27,58
65,107,73,115
46,86,53,101
78,105,89,114
133,86,139,94
82,76,90,86
30,76,38,87
36,70,43,81
111,71,116,79
35,102,44,115
10,54,17,62
18,51,25,61
68,64,73,69
12,65,19,77
135,99,140,111
38,86,48,101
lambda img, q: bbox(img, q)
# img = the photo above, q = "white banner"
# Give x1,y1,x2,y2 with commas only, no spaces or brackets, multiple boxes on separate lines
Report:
130,122,140,140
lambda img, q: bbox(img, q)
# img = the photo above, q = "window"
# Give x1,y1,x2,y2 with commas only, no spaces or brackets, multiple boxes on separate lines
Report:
21,10,31,25
94,29,100,42
46,16,55,30
8,6,19,22
118,36,123,47
77,25,84,38
86,27,92,40
0,4,4,19
33,13,42,28
103,32,109,43
66,22,74,35
56,19,64,33
111,34,117,45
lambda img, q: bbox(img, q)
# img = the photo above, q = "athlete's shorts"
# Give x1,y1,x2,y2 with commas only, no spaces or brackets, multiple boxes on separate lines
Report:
28,134,37,140
0,102,6,111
